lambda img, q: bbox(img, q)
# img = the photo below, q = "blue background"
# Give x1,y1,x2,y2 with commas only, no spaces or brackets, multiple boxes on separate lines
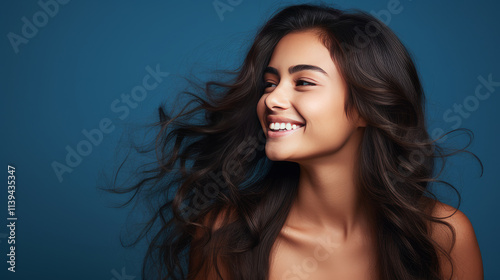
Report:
1,0,499,279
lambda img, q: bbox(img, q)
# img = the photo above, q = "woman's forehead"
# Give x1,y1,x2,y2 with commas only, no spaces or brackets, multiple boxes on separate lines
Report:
267,31,338,77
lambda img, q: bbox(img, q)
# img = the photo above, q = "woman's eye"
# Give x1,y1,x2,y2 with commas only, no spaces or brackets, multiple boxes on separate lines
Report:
296,80,316,86
264,82,277,88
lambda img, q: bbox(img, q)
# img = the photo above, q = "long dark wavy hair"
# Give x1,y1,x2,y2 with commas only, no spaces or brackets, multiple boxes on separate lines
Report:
101,3,482,280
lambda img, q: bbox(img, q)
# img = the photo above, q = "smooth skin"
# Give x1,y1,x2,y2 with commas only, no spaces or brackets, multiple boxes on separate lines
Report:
189,30,483,280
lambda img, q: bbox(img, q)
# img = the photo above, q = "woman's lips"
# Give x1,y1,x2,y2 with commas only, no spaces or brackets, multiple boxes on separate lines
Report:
267,125,304,138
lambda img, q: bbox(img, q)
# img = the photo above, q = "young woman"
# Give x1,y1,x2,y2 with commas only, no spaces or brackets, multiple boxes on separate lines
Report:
107,3,483,280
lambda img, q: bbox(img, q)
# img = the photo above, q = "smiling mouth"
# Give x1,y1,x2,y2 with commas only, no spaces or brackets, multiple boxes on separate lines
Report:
268,122,305,132
266,122,305,138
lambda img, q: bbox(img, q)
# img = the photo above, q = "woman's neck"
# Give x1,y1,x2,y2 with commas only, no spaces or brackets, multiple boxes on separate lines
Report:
287,127,373,240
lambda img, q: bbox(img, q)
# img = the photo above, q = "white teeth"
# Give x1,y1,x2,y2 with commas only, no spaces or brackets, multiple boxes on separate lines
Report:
268,122,304,131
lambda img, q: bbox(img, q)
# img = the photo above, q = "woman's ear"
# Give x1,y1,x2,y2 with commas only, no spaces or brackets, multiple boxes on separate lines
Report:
352,110,367,128
359,118,367,127
356,115,367,128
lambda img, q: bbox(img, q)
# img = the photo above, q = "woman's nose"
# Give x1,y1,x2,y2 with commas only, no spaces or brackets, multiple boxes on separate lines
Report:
265,83,291,111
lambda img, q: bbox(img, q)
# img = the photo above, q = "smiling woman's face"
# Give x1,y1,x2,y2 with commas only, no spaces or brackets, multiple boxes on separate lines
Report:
256,29,364,163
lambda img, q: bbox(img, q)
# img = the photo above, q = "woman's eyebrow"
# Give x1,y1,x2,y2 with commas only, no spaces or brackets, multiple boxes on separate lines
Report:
264,64,329,76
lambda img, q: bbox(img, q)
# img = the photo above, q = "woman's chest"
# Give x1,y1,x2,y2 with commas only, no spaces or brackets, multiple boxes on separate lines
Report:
268,229,378,280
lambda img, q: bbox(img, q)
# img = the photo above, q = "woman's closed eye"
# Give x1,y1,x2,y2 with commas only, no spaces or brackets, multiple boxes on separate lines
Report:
295,79,316,86
264,80,316,88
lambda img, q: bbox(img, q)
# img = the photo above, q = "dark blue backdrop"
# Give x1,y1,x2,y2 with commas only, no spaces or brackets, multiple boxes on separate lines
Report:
1,0,499,279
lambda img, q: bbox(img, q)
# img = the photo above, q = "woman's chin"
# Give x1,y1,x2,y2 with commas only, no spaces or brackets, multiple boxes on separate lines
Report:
265,149,293,162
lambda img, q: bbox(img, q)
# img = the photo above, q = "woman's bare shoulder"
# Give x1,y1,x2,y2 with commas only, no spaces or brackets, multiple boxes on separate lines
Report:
426,198,475,247
425,198,483,279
